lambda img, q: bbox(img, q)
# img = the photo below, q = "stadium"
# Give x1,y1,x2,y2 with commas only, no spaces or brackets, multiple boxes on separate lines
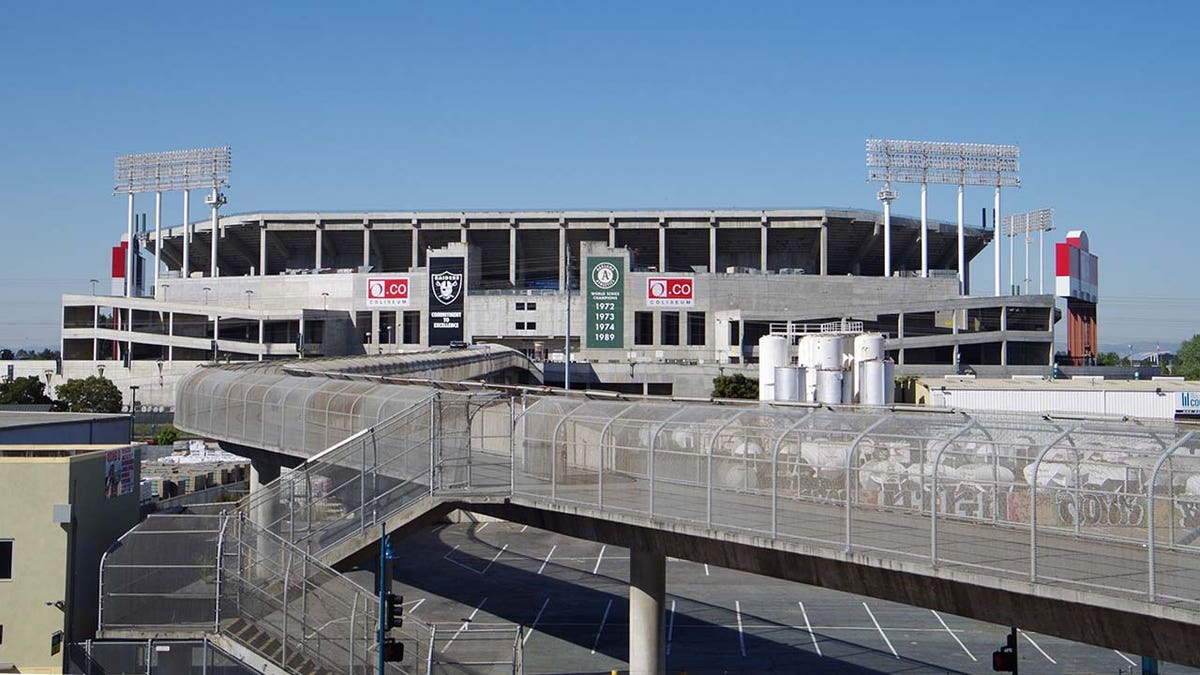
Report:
59,206,1057,406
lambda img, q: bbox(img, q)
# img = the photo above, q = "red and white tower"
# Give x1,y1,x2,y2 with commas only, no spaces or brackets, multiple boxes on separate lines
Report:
1055,230,1099,364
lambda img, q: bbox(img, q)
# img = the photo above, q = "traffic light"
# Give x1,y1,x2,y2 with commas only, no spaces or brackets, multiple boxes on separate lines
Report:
381,637,404,662
384,592,404,630
992,628,1018,672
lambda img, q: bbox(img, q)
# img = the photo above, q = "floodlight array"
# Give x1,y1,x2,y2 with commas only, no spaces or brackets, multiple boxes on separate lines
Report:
114,146,231,193
866,138,1020,187
1002,208,1054,236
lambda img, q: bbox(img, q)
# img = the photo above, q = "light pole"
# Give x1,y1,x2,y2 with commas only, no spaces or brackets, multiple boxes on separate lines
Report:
245,289,254,308
1002,209,1054,295
96,364,106,379
161,283,169,301
867,139,1020,293
321,292,330,312
128,385,139,440
90,279,99,296
203,287,212,305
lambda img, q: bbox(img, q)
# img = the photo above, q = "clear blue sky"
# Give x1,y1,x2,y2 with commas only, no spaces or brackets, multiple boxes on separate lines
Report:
2,2,1197,350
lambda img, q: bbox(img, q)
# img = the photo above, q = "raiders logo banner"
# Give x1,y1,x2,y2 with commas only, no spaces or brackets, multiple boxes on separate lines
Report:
428,256,465,345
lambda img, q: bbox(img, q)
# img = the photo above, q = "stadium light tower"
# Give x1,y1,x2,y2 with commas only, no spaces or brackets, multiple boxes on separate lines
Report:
1003,208,1054,295
115,147,231,294
867,139,1020,295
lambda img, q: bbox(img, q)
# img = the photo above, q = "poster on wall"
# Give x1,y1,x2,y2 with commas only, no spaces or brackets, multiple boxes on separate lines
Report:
366,276,411,307
585,256,625,349
645,276,694,307
105,447,135,498
428,256,466,346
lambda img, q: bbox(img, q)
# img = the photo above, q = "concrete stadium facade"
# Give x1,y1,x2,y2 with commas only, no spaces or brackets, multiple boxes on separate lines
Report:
60,208,1057,406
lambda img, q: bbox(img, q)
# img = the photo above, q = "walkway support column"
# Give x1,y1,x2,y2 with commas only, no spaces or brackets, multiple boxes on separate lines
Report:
629,546,666,675
250,456,282,563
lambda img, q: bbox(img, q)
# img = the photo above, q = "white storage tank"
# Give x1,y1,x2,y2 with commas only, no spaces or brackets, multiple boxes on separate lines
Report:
815,369,844,404
858,359,897,405
854,333,886,362
758,335,790,401
774,366,805,402
809,334,843,370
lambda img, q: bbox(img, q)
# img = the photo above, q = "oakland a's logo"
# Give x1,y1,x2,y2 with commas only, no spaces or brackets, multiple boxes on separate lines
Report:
591,261,620,290
431,270,463,305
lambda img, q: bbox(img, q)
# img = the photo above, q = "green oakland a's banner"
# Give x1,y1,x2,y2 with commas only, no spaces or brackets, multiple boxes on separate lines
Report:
585,256,625,349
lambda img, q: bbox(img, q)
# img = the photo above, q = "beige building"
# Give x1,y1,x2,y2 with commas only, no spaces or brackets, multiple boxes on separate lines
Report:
0,444,141,674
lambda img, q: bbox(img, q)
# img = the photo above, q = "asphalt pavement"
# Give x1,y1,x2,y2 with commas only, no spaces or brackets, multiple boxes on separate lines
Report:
346,520,1194,674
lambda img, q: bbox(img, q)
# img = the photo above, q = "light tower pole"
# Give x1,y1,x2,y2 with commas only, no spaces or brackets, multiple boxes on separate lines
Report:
877,183,897,277
1002,209,1054,296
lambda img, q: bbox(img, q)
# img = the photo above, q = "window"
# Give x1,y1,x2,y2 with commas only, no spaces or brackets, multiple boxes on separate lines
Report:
0,540,12,580
634,312,654,345
402,311,421,344
660,312,680,346
515,322,537,331
515,302,538,311
687,312,706,346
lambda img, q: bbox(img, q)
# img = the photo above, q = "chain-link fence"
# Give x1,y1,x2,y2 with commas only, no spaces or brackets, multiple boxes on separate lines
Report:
70,638,259,674
515,397,1200,610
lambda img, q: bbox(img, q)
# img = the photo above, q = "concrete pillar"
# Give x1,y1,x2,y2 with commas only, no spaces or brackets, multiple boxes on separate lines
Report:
509,222,518,287
608,221,616,248
819,220,828,275
314,224,323,270
897,312,905,366
658,220,666,273
760,221,768,273
371,310,381,352
709,223,717,274
559,224,567,290
363,224,371,270
411,221,420,270
250,456,282,560
629,546,665,675
258,318,264,361
259,221,267,277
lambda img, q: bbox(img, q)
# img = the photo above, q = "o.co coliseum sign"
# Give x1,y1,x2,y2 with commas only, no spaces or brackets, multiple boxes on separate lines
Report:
365,276,411,307
645,276,694,306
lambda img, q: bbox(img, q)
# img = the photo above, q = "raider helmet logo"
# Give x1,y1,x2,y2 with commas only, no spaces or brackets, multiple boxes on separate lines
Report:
431,270,463,305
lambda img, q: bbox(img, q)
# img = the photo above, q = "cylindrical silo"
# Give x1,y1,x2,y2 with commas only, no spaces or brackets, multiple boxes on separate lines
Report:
774,366,805,402
852,333,886,402
810,334,843,369
815,369,844,404
758,335,789,401
859,360,887,405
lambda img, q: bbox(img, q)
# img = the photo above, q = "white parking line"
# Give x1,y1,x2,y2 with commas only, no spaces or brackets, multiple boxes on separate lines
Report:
480,544,508,574
444,597,487,650
735,600,747,657
591,599,613,654
666,600,676,656
1021,631,1056,664
538,545,557,575
592,545,606,574
704,564,710,576
523,598,550,645
442,544,461,560
1114,650,1136,666
476,522,489,531
520,524,529,533
931,610,976,661
406,598,426,616
862,602,898,658
798,601,822,657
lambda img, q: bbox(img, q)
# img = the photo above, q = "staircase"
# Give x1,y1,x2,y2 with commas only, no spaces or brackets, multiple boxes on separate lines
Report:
100,392,520,675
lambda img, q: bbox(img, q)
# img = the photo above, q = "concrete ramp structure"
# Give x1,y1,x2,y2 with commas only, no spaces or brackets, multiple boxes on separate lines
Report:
101,345,1200,673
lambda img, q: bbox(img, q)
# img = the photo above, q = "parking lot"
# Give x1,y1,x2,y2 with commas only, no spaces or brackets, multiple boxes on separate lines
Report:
346,520,1195,674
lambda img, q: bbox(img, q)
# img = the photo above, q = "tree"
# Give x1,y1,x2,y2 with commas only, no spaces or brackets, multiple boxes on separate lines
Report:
1178,335,1200,380
712,374,759,399
1096,351,1123,367
55,376,123,413
0,348,13,360
0,376,54,406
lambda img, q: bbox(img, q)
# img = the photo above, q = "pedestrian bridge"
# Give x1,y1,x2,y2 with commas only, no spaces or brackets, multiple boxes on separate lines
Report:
110,348,1200,671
